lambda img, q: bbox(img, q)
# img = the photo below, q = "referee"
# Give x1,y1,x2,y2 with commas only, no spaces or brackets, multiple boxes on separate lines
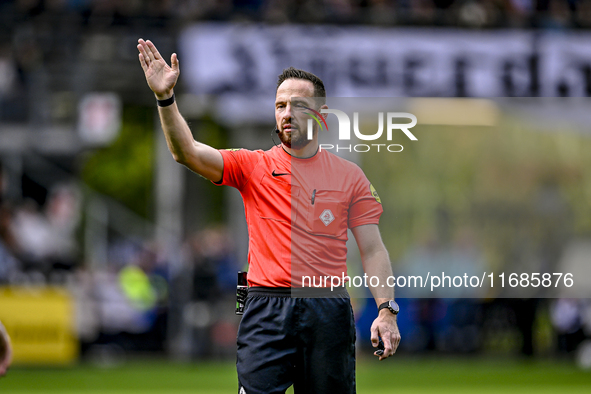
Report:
138,39,400,394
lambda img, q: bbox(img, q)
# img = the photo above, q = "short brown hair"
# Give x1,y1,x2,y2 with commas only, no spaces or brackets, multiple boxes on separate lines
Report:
276,67,326,102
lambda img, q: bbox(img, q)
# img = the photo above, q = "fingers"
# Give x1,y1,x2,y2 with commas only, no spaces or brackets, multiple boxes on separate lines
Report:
370,325,379,347
380,331,401,360
371,317,402,360
137,38,155,63
381,333,393,359
0,359,8,377
146,40,162,60
371,324,389,361
137,39,151,67
392,331,401,353
145,43,155,62
138,53,148,72
138,39,176,76
171,53,179,74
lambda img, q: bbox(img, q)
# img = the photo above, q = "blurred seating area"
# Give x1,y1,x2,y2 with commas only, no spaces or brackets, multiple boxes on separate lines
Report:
0,0,589,30
0,146,243,359
1,0,589,125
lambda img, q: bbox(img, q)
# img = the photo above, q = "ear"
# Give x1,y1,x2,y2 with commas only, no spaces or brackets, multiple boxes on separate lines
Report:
320,104,328,120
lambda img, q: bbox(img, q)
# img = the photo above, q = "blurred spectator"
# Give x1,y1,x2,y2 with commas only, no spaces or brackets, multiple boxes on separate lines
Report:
87,240,169,356
395,222,487,353
0,204,19,284
0,47,25,122
363,0,397,25
186,226,239,300
186,231,219,302
10,198,53,274
7,183,81,279
507,298,539,356
173,0,232,21
551,298,589,353
171,226,240,358
45,184,81,271
0,162,19,283
0,48,17,98
534,0,577,28
1,0,588,33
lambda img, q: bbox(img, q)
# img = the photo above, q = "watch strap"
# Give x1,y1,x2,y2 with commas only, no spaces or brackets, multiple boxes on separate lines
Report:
378,300,399,315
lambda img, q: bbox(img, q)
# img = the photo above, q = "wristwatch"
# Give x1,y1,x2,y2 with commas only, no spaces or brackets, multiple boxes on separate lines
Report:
378,300,399,315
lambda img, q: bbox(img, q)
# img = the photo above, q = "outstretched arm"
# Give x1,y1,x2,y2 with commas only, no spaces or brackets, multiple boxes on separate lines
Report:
0,320,12,376
137,39,223,182
351,224,401,360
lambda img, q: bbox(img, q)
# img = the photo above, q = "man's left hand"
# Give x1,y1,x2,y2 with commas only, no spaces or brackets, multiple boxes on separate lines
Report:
370,309,401,360
0,321,12,377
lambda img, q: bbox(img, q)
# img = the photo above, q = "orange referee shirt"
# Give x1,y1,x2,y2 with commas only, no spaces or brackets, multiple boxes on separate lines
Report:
215,145,383,288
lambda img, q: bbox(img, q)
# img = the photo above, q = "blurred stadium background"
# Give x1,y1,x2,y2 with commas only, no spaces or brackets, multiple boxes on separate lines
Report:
1,0,591,392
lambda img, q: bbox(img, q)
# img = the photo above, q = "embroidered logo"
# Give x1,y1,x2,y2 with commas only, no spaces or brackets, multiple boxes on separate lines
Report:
272,170,290,177
320,209,335,226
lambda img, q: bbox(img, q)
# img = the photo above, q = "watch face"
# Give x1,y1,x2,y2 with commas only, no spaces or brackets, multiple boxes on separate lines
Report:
388,300,399,314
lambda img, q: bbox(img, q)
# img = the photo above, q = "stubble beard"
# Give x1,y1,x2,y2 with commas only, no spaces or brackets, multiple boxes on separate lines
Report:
279,127,311,150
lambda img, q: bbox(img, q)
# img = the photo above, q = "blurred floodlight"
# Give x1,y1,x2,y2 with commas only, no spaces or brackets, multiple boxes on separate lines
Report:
78,93,122,145
408,98,500,126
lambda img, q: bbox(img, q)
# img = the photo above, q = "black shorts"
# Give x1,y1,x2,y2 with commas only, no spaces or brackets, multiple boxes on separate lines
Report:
237,287,356,394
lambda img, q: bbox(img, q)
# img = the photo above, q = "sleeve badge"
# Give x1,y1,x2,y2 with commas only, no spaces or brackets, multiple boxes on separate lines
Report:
370,184,381,204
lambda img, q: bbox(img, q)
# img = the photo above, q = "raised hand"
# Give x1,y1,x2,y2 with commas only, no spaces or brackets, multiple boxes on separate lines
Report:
137,39,179,100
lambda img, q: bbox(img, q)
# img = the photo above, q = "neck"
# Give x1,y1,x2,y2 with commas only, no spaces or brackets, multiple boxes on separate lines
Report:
282,141,319,159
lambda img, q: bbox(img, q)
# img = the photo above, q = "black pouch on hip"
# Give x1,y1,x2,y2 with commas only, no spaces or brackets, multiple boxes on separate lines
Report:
236,271,248,315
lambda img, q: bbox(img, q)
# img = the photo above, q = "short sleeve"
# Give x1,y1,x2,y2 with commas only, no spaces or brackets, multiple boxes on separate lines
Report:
348,168,383,228
214,149,263,190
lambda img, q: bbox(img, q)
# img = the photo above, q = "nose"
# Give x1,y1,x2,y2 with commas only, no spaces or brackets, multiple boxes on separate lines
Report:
283,103,292,122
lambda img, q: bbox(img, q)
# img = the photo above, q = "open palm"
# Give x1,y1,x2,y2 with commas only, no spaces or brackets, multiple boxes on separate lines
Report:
137,39,179,98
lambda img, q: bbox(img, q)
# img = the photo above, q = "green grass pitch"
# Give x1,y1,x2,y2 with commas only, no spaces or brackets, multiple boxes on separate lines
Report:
2,356,590,393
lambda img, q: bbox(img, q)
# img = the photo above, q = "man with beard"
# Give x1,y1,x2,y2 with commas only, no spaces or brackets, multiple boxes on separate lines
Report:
138,39,400,394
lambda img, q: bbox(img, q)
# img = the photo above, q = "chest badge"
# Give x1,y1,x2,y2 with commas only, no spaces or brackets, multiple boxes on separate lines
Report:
319,209,335,226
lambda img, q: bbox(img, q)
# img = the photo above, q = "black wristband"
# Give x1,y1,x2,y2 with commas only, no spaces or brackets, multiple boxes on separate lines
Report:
156,93,175,107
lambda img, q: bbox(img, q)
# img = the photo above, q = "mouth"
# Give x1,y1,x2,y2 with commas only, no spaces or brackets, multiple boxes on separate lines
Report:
282,124,297,132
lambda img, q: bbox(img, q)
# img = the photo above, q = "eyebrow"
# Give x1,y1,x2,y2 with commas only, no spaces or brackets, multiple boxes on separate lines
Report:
274,96,313,106
292,98,308,105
